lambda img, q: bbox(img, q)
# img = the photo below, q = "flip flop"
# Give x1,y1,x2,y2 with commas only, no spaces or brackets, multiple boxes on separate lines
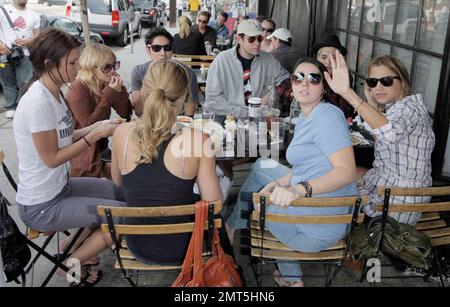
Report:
69,268,104,287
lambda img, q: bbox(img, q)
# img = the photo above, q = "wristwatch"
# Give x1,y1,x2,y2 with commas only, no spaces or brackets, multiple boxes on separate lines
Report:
299,181,313,198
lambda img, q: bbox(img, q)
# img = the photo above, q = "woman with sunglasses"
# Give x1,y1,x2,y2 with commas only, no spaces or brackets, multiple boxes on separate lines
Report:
66,44,132,178
174,15,207,56
227,58,358,287
326,53,435,225
13,29,125,286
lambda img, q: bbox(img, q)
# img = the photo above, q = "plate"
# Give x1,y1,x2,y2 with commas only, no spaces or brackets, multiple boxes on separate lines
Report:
203,121,226,148
177,116,193,127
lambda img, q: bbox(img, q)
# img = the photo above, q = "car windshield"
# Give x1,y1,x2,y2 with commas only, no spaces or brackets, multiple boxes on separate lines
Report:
133,0,153,5
87,0,112,14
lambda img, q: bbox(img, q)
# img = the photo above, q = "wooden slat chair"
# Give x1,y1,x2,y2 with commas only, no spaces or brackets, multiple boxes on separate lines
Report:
373,186,450,286
0,148,85,287
250,193,367,287
172,54,215,68
97,201,223,287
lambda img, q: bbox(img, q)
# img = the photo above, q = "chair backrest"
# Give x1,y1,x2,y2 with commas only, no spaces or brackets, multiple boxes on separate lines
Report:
251,193,368,225
97,201,223,236
375,186,450,214
0,149,4,164
173,54,215,68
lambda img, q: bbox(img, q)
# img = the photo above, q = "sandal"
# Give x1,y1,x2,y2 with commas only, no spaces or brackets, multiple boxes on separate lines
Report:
273,270,304,287
69,268,104,287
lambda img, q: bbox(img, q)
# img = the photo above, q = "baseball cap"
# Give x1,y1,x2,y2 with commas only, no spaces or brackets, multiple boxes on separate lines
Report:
266,28,292,43
237,20,263,37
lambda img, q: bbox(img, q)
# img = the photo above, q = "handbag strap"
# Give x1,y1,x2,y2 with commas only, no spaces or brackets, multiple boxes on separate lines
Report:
0,6,14,30
172,200,208,287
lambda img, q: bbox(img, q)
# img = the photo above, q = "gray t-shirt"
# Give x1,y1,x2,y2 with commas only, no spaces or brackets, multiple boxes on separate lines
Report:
131,61,200,104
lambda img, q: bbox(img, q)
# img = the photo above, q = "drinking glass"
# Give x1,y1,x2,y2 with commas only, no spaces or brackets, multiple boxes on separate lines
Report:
202,105,216,122
289,99,302,134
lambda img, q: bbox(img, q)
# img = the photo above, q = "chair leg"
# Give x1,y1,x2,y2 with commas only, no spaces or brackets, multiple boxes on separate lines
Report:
249,258,262,287
25,233,56,274
38,228,85,287
433,247,445,287
326,265,342,287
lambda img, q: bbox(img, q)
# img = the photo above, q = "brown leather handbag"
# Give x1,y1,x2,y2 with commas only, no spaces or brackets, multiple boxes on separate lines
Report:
171,201,242,287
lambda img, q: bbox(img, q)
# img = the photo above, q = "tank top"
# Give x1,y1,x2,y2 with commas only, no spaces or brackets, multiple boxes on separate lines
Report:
121,137,197,265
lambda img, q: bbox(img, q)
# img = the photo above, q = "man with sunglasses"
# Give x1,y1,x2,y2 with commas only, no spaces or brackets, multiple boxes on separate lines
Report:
260,19,276,52
267,28,297,74
131,27,199,117
205,19,291,117
193,11,217,49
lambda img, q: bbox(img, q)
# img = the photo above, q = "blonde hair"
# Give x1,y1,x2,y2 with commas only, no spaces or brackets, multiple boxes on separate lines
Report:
134,60,190,163
367,55,412,99
78,44,116,97
179,15,192,39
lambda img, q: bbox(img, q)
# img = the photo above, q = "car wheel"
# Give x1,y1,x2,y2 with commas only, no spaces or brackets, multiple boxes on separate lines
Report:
136,22,142,39
116,26,129,47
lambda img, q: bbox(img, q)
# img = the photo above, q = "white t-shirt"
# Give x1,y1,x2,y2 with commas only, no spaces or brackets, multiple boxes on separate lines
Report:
0,4,40,56
13,81,74,206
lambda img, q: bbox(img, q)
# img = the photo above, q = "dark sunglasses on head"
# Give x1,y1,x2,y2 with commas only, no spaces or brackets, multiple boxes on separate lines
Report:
365,76,401,88
262,28,274,33
100,61,120,73
148,44,173,52
291,72,323,85
198,19,208,24
241,35,263,43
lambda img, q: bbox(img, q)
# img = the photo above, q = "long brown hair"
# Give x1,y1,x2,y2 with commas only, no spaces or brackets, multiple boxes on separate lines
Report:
24,28,81,95
134,60,190,163
367,55,412,98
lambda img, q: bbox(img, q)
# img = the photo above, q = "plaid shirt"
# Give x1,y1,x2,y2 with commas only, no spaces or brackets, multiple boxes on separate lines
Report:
358,94,436,225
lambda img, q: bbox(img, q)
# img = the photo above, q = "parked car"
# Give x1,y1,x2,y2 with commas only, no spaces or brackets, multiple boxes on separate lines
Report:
66,0,143,47
133,0,163,27
40,14,105,44
38,0,67,5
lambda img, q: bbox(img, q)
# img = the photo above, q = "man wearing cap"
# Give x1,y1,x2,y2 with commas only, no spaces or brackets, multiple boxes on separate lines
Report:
205,19,291,116
267,28,298,73
313,33,354,118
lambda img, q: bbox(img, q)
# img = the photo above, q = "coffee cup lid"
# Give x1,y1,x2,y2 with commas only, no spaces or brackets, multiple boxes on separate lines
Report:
248,97,262,105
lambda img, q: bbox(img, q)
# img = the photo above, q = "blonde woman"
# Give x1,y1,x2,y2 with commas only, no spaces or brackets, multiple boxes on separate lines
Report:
327,53,435,225
111,60,222,265
66,44,132,178
174,15,207,55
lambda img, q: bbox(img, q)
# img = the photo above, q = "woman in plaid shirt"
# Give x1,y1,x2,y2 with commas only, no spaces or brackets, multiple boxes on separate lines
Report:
326,53,435,225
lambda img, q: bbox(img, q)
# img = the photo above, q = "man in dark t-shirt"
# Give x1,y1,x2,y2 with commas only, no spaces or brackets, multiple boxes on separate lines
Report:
131,27,199,117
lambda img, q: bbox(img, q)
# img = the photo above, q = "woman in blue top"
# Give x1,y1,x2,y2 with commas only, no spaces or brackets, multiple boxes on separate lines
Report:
226,58,358,287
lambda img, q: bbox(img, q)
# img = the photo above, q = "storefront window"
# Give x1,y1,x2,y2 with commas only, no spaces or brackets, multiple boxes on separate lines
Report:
338,0,350,29
373,41,391,57
418,0,450,54
392,47,413,73
357,37,373,75
349,1,362,31
376,0,396,40
413,54,442,114
346,34,359,71
394,0,422,46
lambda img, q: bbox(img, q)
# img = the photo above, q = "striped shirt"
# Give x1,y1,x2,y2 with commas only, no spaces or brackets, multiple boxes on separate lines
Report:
358,94,435,225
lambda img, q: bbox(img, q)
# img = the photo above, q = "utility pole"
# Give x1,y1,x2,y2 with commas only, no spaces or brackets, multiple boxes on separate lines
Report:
78,0,91,45
170,0,177,27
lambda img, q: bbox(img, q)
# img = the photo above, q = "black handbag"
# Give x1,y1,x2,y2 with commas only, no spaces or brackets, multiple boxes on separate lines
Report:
350,216,432,270
0,190,31,285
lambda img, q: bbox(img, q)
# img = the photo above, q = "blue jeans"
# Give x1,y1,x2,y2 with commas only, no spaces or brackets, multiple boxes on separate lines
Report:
0,56,32,110
227,158,343,282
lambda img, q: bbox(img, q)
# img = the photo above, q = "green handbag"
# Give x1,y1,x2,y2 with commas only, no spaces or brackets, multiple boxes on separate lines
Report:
350,216,433,270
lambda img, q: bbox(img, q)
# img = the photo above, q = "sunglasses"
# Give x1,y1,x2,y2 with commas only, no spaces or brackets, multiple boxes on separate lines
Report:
365,76,401,88
240,35,263,43
262,28,274,33
198,19,208,24
148,44,173,52
291,72,323,85
100,61,120,74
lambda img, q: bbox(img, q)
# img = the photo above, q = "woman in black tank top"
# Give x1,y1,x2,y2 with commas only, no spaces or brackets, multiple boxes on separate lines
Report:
111,60,222,265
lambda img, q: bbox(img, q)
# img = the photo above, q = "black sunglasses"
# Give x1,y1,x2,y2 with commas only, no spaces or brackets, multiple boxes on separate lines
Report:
262,28,274,33
291,72,323,85
100,61,120,73
365,76,401,88
239,34,263,44
148,44,173,52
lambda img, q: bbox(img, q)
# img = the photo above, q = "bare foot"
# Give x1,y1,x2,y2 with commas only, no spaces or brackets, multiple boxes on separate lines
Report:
273,270,304,287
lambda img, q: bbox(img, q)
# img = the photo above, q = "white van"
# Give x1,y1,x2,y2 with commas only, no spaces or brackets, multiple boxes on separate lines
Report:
66,0,142,47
